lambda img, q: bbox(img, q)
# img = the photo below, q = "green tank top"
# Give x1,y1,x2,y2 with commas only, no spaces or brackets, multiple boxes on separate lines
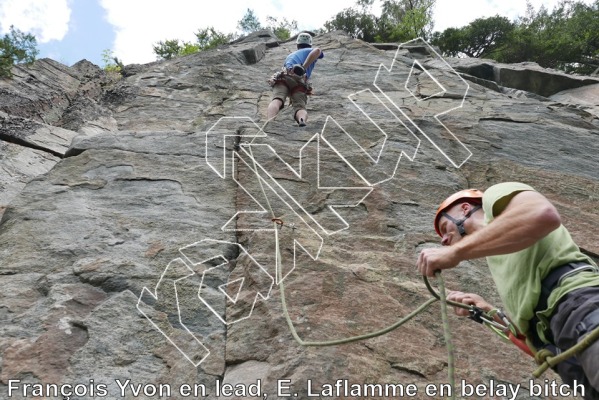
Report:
483,182,598,343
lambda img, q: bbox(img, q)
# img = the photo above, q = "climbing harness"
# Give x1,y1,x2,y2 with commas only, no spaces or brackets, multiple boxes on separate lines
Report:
530,261,599,376
536,261,598,314
267,66,313,99
532,306,599,380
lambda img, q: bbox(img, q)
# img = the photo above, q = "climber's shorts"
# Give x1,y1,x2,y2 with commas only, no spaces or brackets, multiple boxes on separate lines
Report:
271,77,307,113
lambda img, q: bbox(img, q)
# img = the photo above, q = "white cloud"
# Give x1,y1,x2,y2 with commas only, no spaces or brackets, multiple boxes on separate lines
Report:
98,0,362,64
0,0,71,42
99,0,239,64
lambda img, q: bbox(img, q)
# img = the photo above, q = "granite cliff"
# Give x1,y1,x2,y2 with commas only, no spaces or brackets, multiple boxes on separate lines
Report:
1,30,598,399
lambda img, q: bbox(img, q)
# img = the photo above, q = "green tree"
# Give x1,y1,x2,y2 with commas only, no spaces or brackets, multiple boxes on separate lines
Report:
179,42,201,56
563,0,599,73
324,7,377,42
465,16,514,58
153,39,184,60
324,0,379,41
153,39,201,60
432,15,514,58
430,28,464,57
495,3,551,65
533,0,599,73
0,25,39,78
195,27,235,51
378,0,436,42
153,27,234,60
238,8,262,33
265,16,298,40
101,49,122,73
496,0,599,74
324,0,436,43
432,0,599,75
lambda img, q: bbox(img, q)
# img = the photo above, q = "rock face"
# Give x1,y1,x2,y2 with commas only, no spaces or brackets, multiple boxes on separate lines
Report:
1,30,598,400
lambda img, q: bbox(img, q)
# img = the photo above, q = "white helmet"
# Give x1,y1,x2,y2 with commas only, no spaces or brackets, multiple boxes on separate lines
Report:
296,32,312,46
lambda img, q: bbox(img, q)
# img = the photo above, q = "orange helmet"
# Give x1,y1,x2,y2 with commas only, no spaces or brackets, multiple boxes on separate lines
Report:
434,189,484,237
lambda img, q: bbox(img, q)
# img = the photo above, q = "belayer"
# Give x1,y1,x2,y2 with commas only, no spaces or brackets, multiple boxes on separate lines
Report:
267,32,323,127
417,182,599,399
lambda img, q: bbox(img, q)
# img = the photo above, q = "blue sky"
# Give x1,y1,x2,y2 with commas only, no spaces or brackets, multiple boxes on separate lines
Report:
37,0,114,66
0,0,587,68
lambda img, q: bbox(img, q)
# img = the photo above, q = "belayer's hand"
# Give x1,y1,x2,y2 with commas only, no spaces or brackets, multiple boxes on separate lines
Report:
417,246,460,277
446,291,492,317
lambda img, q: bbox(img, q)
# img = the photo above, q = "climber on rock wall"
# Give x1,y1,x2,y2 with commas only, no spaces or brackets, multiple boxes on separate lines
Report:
266,32,324,127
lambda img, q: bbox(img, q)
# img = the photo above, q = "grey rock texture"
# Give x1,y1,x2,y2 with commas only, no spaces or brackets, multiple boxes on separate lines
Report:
1,31,598,400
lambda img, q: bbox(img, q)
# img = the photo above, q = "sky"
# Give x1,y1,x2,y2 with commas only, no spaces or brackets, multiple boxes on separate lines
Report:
0,0,589,68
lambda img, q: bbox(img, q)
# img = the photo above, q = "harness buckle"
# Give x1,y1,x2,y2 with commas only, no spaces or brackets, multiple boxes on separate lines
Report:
556,263,599,287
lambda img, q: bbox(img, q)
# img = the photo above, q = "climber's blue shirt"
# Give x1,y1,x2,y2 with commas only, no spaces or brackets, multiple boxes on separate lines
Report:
284,48,324,79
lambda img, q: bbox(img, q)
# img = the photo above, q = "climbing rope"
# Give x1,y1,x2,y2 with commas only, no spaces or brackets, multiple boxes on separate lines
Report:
274,222,457,398
242,143,457,396
275,234,458,398
435,270,456,397
277,241,438,346
533,324,599,377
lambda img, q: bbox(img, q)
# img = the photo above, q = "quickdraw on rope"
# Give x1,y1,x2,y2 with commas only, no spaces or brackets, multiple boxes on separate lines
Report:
271,218,284,227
